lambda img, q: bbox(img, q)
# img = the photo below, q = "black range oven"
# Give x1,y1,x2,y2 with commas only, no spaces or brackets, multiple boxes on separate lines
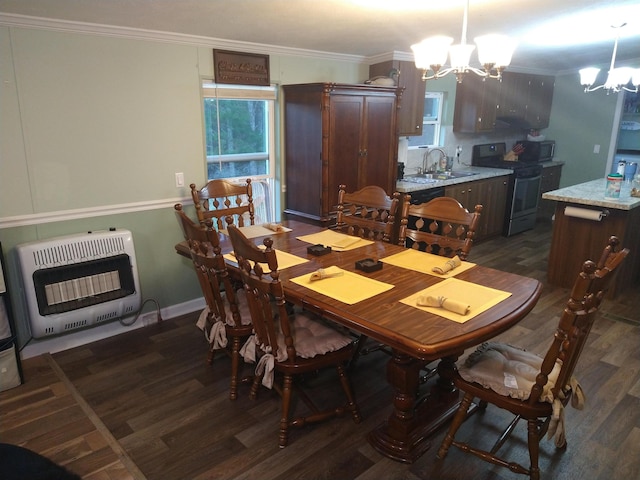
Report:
472,143,543,237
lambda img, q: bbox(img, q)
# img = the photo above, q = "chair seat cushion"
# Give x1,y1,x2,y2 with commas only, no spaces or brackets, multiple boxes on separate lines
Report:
458,342,561,403
286,314,353,359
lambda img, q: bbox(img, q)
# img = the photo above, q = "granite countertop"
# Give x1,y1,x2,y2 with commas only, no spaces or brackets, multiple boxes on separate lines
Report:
542,178,640,211
396,167,512,193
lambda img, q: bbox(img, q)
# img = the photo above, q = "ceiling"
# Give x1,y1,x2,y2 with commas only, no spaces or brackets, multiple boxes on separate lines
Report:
1,0,639,75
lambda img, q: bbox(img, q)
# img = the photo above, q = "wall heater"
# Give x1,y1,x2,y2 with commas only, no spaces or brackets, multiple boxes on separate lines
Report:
16,229,141,338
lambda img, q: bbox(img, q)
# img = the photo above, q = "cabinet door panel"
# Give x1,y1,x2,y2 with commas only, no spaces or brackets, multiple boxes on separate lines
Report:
453,75,498,133
362,96,397,192
328,96,364,211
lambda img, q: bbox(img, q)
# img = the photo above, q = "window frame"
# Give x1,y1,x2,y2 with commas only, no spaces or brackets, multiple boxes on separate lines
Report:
407,91,444,149
201,83,278,222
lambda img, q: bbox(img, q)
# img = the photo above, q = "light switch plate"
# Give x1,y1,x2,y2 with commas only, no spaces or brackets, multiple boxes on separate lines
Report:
175,172,185,187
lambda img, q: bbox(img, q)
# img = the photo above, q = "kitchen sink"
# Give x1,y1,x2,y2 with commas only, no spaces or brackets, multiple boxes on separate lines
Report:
403,171,479,183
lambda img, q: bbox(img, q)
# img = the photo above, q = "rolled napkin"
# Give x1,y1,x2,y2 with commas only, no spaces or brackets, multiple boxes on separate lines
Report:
416,294,470,315
432,255,461,275
265,222,285,232
310,268,344,282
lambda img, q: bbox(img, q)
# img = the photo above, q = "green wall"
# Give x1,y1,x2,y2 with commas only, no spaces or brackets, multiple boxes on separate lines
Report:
0,25,367,351
546,73,619,187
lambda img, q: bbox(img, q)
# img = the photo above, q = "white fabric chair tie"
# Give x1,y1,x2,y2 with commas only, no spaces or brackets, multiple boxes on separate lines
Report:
240,334,258,363
547,376,585,447
208,321,228,350
196,307,209,331
255,349,275,389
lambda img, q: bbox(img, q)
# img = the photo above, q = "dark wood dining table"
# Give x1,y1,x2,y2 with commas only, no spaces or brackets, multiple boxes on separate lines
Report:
175,219,542,463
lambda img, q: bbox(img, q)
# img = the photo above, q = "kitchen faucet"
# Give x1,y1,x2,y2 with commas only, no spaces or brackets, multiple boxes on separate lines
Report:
422,147,448,173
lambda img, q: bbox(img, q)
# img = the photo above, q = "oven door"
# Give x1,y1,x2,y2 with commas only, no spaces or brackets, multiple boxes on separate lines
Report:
505,173,542,236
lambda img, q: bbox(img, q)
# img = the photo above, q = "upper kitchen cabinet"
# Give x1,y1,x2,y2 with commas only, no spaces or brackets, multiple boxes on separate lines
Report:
453,74,500,133
496,72,555,130
369,60,426,136
524,75,555,129
283,83,400,225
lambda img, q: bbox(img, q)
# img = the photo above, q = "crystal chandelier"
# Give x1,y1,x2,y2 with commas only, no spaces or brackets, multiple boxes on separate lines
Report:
411,0,516,83
579,24,640,94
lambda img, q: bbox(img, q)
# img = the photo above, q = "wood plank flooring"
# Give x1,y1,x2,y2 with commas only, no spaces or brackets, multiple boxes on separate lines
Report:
2,222,639,479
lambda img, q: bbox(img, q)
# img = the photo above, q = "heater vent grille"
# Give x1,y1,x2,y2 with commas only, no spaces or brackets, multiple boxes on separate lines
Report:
17,230,141,339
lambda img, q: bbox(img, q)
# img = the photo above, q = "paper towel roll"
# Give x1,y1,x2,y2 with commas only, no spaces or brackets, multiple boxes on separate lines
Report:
564,206,604,221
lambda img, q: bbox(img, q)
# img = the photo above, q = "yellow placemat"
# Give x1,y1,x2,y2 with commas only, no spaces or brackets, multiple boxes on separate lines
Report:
400,277,511,323
290,266,394,305
296,230,373,251
224,249,308,271
381,249,476,278
220,224,292,239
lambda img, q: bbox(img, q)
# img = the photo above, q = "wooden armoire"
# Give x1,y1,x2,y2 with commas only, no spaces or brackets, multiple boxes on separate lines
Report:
282,83,400,224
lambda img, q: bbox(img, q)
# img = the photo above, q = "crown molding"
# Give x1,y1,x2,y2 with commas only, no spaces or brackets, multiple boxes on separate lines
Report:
0,12,366,63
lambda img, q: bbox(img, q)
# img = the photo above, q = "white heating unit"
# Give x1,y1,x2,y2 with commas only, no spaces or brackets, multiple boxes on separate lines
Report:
16,229,141,338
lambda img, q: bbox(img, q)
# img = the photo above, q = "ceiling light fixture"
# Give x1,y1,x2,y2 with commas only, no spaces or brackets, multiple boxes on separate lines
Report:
411,0,516,83
580,23,640,94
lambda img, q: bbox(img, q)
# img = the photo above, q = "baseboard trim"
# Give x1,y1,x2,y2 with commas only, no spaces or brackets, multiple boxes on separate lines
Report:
21,297,205,359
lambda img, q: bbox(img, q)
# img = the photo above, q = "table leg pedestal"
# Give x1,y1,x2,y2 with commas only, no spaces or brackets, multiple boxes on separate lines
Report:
368,353,466,463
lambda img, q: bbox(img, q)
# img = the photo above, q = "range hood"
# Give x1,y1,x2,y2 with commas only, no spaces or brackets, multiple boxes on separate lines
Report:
495,115,532,131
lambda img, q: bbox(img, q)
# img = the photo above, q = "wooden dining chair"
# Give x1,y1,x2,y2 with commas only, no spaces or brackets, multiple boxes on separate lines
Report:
333,184,409,361
190,179,255,230
404,196,482,260
333,184,407,246
226,225,362,448
174,203,252,400
437,236,629,480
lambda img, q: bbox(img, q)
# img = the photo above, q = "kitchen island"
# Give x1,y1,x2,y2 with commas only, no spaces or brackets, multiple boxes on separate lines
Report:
542,178,640,297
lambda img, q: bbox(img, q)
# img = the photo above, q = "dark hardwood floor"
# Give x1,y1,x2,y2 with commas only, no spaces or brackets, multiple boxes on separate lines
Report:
1,222,639,479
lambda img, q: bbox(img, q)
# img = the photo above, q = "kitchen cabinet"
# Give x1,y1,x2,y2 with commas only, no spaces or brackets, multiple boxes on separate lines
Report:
497,72,529,120
445,175,508,241
453,74,500,133
496,72,555,130
537,163,563,221
283,83,399,224
525,75,555,129
455,72,556,133
369,60,426,136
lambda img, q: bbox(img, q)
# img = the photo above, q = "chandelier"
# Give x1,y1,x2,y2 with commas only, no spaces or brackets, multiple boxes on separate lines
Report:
411,0,516,83
579,24,640,94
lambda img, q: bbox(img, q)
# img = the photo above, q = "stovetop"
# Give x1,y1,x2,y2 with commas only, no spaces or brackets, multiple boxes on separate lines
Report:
472,142,543,177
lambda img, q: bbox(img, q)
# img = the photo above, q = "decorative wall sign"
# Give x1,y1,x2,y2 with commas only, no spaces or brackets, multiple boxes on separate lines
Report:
213,50,270,86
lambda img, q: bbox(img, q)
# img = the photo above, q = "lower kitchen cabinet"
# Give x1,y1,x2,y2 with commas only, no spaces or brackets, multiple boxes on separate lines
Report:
445,175,508,241
538,164,563,222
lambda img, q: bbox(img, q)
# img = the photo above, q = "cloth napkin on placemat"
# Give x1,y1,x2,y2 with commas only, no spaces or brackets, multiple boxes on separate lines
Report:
290,266,393,304
401,278,511,323
381,250,476,278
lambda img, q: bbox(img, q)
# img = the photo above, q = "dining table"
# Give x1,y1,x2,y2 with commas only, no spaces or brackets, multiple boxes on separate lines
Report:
175,219,542,463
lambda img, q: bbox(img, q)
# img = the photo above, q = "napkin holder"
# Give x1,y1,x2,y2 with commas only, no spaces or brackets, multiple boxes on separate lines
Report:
307,244,332,256
355,258,382,273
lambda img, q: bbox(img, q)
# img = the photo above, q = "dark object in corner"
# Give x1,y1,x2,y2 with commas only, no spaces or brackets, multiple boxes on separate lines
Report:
355,258,383,273
307,244,332,256
0,443,82,480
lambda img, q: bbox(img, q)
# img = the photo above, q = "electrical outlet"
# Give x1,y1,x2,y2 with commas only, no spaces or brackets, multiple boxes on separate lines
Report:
142,312,158,325
593,144,600,154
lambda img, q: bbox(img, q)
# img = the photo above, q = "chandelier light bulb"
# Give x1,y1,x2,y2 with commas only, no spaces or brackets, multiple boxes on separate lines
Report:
412,0,513,83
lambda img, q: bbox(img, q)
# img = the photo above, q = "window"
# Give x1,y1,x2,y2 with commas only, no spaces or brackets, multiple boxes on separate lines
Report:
202,84,277,222
407,92,444,148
